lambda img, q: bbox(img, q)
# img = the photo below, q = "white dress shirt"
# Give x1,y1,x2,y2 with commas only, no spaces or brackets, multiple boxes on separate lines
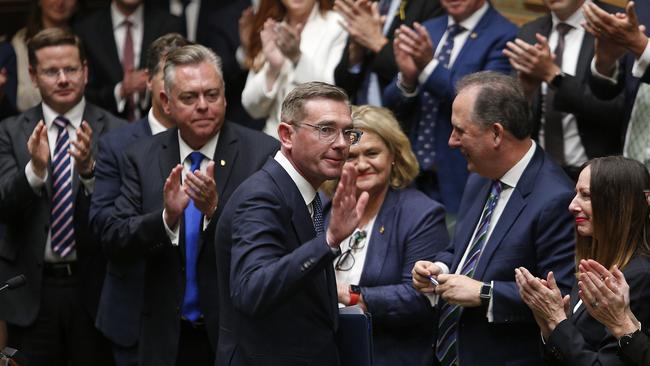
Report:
170,0,201,42
111,2,145,116
334,217,377,288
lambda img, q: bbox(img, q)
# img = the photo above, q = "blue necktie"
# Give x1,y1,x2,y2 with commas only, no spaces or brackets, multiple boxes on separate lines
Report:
436,180,502,366
50,116,75,258
413,24,466,171
312,194,324,235
181,151,204,322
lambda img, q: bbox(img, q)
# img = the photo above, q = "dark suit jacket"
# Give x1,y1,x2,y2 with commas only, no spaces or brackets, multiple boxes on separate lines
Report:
73,5,183,119
334,0,442,104
518,5,626,160
619,330,650,366
383,6,517,214
0,103,125,326
324,188,449,366
0,41,17,120
544,255,650,365
215,158,341,366
90,116,152,347
434,145,576,366
100,122,278,365
146,0,223,46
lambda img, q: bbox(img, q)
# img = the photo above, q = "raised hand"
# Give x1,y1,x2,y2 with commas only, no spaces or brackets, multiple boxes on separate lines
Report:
183,161,218,219
27,120,49,179
275,22,303,64
393,30,419,88
503,35,560,83
395,23,434,71
335,0,387,53
70,121,94,177
326,163,369,247
121,68,148,97
515,267,568,339
239,6,255,56
163,164,190,229
261,19,285,73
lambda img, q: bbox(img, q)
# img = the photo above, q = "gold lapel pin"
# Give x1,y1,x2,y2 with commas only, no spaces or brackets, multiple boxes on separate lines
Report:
220,160,226,167
470,32,478,39
379,225,385,234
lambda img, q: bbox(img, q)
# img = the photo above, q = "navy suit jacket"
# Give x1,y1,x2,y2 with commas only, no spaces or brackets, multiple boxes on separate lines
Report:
383,6,517,214
90,116,152,347
544,255,650,365
519,5,626,159
325,188,449,366
434,145,576,366
215,158,341,366
101,123,278,365
0,103,125,326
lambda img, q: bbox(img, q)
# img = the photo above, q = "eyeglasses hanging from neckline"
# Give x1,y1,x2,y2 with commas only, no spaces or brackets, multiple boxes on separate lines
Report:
335,230,368,271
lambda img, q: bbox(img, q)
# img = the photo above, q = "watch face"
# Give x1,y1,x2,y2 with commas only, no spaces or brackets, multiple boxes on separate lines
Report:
350,285,361,294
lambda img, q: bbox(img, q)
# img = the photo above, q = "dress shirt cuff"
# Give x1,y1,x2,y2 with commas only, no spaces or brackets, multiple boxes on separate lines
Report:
162,210,180,246
396,73,419,96
114,82,126,113
203,215,211,231
79,176,95,195
434,261,450,275
347,63,362,74
418,59,439,85
590,58,619,84
25,160,46,193
486,280,494,322
236,46,248,69
632,41,650,78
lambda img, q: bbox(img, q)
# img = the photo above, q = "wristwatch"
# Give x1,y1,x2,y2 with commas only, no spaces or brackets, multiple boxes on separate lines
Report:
349,284,361,306
549,71,566,89
618,328,642,350
480,282,493,307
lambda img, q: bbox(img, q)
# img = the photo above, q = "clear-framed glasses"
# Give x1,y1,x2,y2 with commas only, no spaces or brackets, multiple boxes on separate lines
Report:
38,66,82,79
298,123,363,145
335,230,367,271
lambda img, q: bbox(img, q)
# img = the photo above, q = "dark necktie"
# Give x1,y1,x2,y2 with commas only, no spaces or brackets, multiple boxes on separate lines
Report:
122,19,136,121
181,151,204,322
436,180,503,366
312,194,324,235
51,116,75,258
413,24,466,171
543,22,573,166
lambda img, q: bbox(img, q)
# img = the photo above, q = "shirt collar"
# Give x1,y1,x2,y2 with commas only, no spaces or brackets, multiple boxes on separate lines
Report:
177,130,220,164
274,150,317,206
448,1,489,32
499,140,536,189
147,108,169,136
111,2,144,30
551,1,587,30
41,98,85,130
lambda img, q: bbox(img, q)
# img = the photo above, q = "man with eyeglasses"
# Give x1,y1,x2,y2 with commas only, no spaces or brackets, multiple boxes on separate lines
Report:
0,28,124,366
214,81,368,366
101,44,278,366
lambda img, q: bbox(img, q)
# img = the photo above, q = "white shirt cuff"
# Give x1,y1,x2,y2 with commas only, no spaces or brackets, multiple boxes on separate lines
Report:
236,46,248,70
486,280,494,322
163,210,180,246
25,160,46,193
418,59,439,85
632,40,650,78
114,82,126,113
590,58,619,84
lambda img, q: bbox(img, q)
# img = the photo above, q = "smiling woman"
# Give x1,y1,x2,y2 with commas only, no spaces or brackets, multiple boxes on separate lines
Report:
323,105,450,366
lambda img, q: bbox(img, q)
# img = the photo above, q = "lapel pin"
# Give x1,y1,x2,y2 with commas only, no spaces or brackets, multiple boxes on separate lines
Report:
379,225,385,234
220,160,226,167
470,32,478,39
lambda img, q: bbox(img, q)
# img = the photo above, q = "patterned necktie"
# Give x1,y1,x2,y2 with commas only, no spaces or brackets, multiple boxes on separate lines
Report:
436,180,503,366
181,151,204,322
413,24,466,171
51,116,75,258
543,22,573,166
624,83,650,163
312,194,324,235
122,19,136,121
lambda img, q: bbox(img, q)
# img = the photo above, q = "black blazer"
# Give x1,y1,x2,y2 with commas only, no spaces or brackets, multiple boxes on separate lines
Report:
333,0,442,103
146,0,224,46
518,4,626,160
73,5,183,119
544,255,650,365
619,330,650,366
0,103,125,326
101,122,278,365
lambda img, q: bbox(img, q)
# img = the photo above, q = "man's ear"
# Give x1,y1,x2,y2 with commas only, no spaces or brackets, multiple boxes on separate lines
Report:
161,90,171,115
277,121,294,151
491,122,505,147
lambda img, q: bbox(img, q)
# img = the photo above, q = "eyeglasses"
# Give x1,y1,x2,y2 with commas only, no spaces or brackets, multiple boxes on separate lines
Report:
297,123,363,145
38,66,82,79
335,230,367,271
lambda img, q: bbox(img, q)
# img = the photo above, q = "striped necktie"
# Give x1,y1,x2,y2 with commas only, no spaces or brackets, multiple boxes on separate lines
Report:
50,116,75,258
436,180,503,366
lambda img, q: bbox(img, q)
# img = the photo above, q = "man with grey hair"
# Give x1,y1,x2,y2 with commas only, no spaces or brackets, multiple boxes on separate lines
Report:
101,44,279,366
215,81,367,365
412,72,575,366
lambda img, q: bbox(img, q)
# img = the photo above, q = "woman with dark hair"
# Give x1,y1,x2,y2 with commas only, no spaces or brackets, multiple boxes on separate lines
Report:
240,0,346,138
11,0,79,111
324,105,449,366
515,156,650,365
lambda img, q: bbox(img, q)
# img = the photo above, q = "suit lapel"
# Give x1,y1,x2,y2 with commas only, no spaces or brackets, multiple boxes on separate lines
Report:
453,6,496,67
359,189,397,285
452,179,491,271
101,8,124,80
575,32,594,85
